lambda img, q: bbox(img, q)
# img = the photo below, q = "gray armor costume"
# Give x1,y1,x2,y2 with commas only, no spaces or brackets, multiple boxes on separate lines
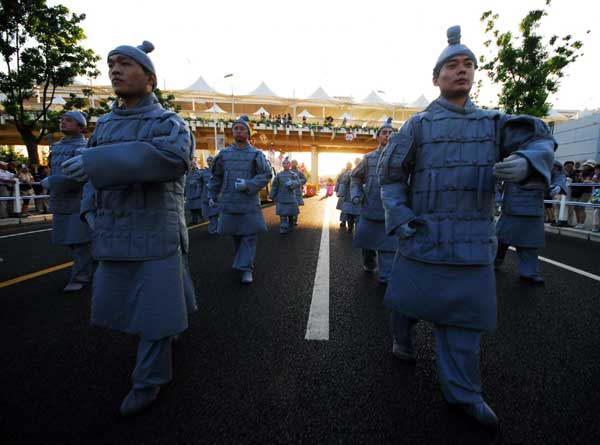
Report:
185,165,203,224
335,173,346,226
80,91,197,410
495,161,563,282
48,132,93,289
209,142,272,274
340,170,361,232
351,145,397,282
379,95,554,410
199,165,219,234
290,165,306,225
269,169,300,234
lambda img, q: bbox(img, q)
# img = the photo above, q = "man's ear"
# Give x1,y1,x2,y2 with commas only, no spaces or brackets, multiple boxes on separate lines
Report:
432,76,439,87
147,73,157,92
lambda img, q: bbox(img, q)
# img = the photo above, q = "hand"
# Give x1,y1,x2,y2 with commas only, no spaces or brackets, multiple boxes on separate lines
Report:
352,196,360,205
493,154,531,183
234,178,247,192
85,212,95,231
285,180,293,188
395,222,417,239
549,185,561,196
61,155,88,182
208,198,217,208
40,177,50,190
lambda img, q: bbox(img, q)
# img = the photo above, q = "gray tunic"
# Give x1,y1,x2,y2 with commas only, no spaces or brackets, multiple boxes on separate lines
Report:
351,146,397,252
290,167,307,206
379,97,555,331
199,167,219,218
496,182,546,248
340,170,361,216
269,170,300,216
184,167,203,210
48,135,92,245
80,93,196,339
209,143,272,236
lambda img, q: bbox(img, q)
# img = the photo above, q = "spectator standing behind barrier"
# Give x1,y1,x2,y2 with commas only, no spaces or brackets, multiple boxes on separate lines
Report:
17,165,34,217
32,165,50,214
572,159,595,229
0,161,16,218
592,165,600,233
544,161,568,224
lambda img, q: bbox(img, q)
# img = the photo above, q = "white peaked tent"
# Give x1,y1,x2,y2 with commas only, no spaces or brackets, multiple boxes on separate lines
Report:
185,76,215,92
361,90,387,105
338,112,353,120
409,94,430,109
51,96,66,105
253,106,270,116
248,81,279,97
298,109,315,118
307,86,335,101
203,104,227,113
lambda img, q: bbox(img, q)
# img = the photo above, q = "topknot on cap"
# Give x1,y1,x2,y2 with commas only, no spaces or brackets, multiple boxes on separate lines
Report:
239,115,249,122
138,40,155,54
447,26,461,45
386,117,393,124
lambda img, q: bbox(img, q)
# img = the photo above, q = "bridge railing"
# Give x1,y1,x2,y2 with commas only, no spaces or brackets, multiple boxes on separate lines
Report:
0,179,49,215
543,180,600,226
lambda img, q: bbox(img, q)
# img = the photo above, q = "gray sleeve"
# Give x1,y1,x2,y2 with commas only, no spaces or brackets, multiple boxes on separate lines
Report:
268,175,279,200
81,116,192,189
378,118,418,235
48,175,84,194
80,181,97,220
208,154,224,199
350,157,367,201
245,152,273,195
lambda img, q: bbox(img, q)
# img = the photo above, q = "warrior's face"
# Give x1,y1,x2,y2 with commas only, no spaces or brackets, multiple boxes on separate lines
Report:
378,128,393,146
60,116,82,136
433,55,474,100
108,54,155,99
232,124,249,144
283,159,291,170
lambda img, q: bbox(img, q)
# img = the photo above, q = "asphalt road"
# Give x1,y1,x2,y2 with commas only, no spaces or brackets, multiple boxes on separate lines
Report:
1,196,599,444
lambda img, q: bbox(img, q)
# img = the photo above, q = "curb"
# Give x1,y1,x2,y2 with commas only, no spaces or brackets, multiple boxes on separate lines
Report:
0,214,53,228
544,224,600,243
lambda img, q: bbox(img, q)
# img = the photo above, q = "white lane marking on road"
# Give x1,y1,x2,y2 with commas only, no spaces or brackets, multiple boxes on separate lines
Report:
0,228,53,239
305,197,332,341
508,246,600,283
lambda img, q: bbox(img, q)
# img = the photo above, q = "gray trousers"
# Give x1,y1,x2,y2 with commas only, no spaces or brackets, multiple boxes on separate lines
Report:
132,337,173,389
497,243,540,278
69,243,93,285
208,216,219,234
233,235,257,272
362,250,395,282
280,216,293,233
392,312,483,405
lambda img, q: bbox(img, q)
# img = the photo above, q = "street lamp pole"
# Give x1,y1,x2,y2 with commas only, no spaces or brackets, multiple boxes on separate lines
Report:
212,73,234,151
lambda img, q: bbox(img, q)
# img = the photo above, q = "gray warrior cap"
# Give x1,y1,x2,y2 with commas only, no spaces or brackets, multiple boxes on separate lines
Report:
376,117,395,136
108,41,156,87
433,26,477,77
62,110,87,128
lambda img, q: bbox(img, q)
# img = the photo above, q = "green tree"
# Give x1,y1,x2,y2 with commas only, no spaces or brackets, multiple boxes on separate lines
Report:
479,0,587,117
0,144,28,165
0,0,100,164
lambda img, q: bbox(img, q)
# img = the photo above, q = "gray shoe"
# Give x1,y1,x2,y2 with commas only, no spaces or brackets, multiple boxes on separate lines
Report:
461,401,499,429
62,282,84,293
120,386,160,416
241,271,253,284
392,339,416,363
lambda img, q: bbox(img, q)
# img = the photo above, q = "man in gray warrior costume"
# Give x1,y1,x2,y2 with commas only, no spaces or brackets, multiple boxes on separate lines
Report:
62,40,197,416
208,115,272,284
378,26,554,428
44,111,93,292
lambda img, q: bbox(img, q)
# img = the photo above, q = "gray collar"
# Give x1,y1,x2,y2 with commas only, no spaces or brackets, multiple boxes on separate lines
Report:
429,96,477,114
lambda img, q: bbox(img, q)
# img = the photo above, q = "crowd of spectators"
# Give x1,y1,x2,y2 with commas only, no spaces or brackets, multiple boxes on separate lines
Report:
0,160,49,219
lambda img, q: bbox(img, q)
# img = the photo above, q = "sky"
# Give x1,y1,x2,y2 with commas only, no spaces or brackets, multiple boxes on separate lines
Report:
50,0,599,111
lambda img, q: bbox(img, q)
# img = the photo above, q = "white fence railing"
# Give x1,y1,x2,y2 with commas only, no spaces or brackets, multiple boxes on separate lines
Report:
0,179,49,215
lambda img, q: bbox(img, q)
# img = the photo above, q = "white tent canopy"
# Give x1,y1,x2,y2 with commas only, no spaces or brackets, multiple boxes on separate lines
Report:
361,91,387,104
409,94,430,109
307,86,334,101
248,81,279,97
298,109,315,118
338,112,353,120
253,106,270,116
185,76,215,92
0,93,7,101
203,104,227,113
51,96,66,105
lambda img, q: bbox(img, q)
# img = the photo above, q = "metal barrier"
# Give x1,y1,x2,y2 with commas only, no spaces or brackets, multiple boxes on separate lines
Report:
543,180,600,227
0,179,49,215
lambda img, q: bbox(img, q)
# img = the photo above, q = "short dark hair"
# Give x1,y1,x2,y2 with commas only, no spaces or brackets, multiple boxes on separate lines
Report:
564,160,574,166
